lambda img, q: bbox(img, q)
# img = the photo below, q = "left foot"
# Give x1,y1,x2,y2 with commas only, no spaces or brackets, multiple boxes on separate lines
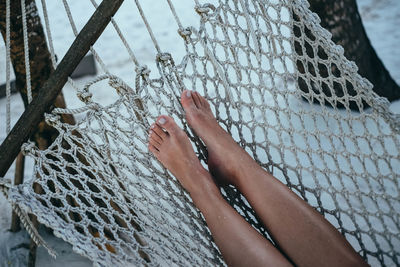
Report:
148,115,216,194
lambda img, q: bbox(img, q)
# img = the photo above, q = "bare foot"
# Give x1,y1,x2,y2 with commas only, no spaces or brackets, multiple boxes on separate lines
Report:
148,115,217,194
148,117,292,267
180,90,259,186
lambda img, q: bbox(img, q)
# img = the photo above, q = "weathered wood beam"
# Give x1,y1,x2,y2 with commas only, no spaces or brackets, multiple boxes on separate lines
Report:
10,152,25,232
0,0,124,177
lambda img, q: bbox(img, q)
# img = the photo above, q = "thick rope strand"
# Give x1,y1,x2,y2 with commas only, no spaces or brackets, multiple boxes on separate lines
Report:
21,0,32,103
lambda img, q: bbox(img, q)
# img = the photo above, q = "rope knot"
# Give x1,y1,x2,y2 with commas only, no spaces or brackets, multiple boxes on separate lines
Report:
195,4,216,17
156,52,173,66
345,61,358,73
77,90,93,103
108,76,123,89
135,65,151,79
332,44,344,56
178,27,192,41
359,77,372,89
109,77,129,95
21,141,36,156
44,113,61,127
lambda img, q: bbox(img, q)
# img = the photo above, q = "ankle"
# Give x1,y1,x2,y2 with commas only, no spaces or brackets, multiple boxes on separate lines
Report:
229,152,261,188
235,161,269,192
188,169,221,202
187,111,219,130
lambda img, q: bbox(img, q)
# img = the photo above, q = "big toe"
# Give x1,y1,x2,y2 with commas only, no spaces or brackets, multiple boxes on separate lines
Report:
156,115,180,135
181,90,197,111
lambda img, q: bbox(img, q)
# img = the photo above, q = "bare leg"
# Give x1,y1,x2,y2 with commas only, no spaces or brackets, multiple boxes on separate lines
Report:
180,90,367,267
148,115,291,267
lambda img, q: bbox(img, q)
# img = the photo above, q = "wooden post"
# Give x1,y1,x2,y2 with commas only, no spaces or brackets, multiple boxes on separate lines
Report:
28,216,38,267
0,0,125,177
10,152,25,232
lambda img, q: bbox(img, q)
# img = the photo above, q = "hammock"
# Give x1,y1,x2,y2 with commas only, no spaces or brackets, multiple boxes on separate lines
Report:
1,0,399,266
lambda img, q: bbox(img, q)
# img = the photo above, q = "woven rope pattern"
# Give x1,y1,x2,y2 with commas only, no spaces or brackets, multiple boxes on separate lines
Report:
6,0,400,266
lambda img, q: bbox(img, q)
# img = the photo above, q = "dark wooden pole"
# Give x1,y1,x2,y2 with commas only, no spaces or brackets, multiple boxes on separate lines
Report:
28,215,38,267
10,152,25,232
0,0,124,177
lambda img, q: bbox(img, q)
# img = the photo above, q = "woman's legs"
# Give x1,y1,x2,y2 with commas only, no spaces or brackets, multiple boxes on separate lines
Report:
148,116,291,267
180,90,367,267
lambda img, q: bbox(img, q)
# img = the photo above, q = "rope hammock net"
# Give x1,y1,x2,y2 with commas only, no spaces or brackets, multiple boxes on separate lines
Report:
1,0,399,266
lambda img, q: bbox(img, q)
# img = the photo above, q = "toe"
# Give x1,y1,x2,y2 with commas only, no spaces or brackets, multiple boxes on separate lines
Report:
151,123,167,140
149,130,162,145
181,90,197,110
195,91,209,108
148,131,161,149
148,143,159,155
192,91,203,108
156,115,180,135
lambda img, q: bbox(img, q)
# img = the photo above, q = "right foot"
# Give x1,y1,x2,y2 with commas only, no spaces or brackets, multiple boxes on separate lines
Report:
148,115,217,195
180,90,259,186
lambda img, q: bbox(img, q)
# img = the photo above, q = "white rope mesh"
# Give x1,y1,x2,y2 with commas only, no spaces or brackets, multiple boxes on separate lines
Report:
2,0,399,266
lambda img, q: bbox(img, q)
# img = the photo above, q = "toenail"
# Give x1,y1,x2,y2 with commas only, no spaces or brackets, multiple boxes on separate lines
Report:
186,90,191,98
159,117,166,124
149,130,153,136
150,124,155,129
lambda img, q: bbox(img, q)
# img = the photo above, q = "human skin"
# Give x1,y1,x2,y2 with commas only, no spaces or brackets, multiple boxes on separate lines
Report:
148,90,368,267
148,115,290,267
